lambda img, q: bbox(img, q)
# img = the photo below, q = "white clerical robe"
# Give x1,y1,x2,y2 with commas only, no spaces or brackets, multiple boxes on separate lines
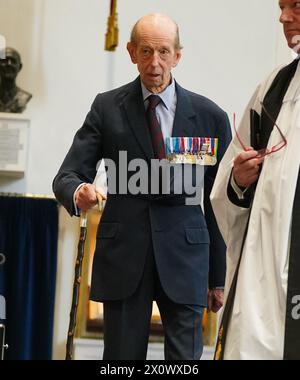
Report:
210,60,300,360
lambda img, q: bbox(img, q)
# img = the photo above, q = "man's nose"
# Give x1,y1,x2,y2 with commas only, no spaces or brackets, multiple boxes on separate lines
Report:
280,7,294,23
149,51,160,66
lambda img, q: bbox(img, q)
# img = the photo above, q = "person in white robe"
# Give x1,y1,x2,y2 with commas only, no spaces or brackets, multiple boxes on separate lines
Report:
210,0,300,360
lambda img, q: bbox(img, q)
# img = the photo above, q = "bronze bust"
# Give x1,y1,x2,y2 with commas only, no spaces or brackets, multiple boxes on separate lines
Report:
0,47,32,113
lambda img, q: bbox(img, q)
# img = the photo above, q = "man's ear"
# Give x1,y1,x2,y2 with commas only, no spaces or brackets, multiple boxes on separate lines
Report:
172,50,182,68
19,63,23,72
127,42,137,64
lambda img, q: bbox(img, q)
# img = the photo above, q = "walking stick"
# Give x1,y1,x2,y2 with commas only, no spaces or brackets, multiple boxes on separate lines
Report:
0,324,8,360
65,194,103,360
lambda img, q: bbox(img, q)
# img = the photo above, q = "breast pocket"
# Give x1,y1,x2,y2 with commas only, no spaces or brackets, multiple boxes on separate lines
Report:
185,227,210,245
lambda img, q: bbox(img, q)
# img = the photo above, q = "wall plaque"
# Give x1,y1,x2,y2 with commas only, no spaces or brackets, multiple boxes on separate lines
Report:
0,113,29,177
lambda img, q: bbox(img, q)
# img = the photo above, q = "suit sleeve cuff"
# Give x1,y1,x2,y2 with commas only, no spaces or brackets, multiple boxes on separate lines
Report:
73,183,86,216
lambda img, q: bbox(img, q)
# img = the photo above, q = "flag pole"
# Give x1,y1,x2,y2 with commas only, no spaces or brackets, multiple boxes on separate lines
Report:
105,0,118,51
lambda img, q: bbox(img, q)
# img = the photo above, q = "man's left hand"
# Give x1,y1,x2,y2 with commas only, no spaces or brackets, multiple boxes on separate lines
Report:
207,289,224,313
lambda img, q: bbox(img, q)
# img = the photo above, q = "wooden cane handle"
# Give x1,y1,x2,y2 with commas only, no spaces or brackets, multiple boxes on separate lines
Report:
96,192,104,212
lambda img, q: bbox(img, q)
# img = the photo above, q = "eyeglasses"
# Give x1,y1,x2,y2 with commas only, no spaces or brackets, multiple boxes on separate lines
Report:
233,103,287,158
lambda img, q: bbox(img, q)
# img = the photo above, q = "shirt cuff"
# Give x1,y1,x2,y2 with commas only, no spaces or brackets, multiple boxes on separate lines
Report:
73,183,86,216
230,175,249,200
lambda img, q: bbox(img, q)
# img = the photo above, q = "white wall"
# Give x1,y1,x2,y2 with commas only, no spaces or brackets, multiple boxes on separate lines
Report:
0,0,294,359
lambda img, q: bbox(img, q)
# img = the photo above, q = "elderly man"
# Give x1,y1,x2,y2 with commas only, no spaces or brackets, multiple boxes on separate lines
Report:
211,0,300,360
53,13,231,360
0,47,32,113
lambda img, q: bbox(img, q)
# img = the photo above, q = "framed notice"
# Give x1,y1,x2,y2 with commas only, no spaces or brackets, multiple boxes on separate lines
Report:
0,113,30,177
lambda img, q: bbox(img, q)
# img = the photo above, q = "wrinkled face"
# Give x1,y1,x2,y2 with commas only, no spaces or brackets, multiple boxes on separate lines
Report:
279,0,300,52
0,48,22,80
127,22,181,93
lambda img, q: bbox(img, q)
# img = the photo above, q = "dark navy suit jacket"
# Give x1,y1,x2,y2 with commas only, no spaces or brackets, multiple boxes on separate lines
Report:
53,77,232,306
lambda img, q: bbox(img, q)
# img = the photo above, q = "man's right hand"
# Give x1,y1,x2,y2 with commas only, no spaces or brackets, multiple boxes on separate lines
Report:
233,148,264,189
75,183,107,211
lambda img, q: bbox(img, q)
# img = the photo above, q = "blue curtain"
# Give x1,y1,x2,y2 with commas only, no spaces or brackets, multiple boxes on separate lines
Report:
0,196,58,360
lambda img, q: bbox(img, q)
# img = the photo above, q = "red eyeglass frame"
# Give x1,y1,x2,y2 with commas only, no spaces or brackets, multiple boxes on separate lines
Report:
233,103,287,158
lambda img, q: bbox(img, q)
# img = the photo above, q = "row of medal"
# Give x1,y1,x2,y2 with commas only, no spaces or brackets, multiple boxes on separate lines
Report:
165,137,218,166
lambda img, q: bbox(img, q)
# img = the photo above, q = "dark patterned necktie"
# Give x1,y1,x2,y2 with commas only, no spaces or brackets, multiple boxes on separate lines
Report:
146,95,166,160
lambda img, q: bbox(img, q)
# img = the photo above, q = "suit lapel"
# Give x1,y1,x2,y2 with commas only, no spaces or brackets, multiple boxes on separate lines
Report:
121,77,154,161
172,83,196,137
